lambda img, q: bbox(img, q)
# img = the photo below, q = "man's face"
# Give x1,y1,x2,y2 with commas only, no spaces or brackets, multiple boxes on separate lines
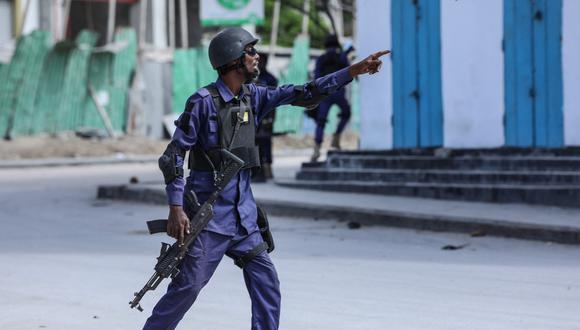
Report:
243,44,260,80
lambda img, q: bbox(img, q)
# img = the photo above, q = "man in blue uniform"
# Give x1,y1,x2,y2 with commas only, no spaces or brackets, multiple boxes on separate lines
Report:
144,27,389,330
311,34,351,162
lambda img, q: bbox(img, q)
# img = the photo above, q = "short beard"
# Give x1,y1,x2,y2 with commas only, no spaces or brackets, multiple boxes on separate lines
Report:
241,60,260,83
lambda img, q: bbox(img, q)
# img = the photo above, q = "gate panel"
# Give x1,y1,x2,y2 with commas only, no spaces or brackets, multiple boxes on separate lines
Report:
392,0,442,148
504,0,563,147
418,0,443,147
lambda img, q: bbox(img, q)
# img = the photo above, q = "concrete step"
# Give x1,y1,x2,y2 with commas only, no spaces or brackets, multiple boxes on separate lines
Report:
296,168,580,185
328,146,580,157
96,182,580,245
301,161,326,168
324,155,580,171
277,179,580,208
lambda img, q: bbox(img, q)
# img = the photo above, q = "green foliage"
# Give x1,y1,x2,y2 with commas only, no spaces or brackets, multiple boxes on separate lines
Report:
258,0,331,49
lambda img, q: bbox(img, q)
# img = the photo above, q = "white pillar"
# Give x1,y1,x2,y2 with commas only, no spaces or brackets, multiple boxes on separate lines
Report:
441,0,504,148
106,0,117,44
21,0,41,35
0,1,11,43
357,0,392,149
151,0,167,49
329,0,343,39
178,0,188,48
269,0,280,57
138,0,148,48
168,0,175,49
301,0,309,35
563,0,580,146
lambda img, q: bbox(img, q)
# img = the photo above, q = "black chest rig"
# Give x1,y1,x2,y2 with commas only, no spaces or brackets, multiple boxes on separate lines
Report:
189,84,261,172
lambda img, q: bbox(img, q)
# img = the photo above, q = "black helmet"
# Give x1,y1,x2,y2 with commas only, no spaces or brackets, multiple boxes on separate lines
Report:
324,34,341,49
208,27,259,69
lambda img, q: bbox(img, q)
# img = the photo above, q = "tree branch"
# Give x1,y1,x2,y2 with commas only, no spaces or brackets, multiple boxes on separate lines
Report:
319,0,338,36
281,1,330,34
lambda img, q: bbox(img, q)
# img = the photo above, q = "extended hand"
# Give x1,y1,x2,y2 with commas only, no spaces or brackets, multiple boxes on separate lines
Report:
167,205,190,245
349,50,391,77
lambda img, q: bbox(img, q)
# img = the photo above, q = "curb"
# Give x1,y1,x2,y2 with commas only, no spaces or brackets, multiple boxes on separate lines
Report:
98,184,167,204
275,179,580,209
97,184,580,245
258,199,580,245
0,155,158,169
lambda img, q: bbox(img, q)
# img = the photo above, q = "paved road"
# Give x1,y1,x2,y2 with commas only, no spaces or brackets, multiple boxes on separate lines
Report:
0,164,579,330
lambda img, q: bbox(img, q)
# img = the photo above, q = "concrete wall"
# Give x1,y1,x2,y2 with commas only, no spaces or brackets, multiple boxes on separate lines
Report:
151,0,168,49
0,0,41,40
22,0,39,35
563,0,580,146
356,0,392,150
0,1,11,45
356,0,504,149
142,59,173,138
356,0,580,150
441,0,504,148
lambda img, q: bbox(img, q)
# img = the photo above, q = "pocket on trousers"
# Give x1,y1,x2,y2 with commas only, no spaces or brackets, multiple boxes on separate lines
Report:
186,235,205,258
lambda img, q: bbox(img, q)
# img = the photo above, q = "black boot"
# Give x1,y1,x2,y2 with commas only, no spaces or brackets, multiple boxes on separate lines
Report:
310,144,321,162
331,134,341,150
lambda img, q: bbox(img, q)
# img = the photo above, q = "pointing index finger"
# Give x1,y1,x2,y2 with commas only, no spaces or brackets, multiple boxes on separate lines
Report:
371,50,391,59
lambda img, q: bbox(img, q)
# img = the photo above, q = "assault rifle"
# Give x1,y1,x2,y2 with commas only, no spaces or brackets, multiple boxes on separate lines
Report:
129,149,245,311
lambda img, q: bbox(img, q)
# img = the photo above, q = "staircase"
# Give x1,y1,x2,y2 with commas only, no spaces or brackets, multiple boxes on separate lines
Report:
278,148,580,208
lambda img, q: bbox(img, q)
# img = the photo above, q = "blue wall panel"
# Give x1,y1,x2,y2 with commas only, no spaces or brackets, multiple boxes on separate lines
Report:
391,0,442,149
504,0,517,145
402,0,419,147
418,0,443,147
542,0,563,147
515,0,534,146
504,0,563,147
391,0,405,146
392,0,419,148
534,0,548,146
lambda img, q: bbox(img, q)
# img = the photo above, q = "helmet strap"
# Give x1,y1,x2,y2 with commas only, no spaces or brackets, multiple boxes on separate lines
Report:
218,55,258,83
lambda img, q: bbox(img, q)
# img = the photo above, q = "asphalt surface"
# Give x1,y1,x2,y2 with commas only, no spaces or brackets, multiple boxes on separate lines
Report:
96,151,580,245
1,162,580,329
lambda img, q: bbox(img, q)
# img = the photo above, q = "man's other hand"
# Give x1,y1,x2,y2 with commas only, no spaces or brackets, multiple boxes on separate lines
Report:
349,50,391,77
168,205,190,245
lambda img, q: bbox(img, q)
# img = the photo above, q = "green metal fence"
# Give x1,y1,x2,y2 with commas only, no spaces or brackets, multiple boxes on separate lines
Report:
0,30,52,138
172,47,217,114
35,31,99,135
84,28,137,132
171,36,326,135
0,28,137,138
1,29,357,139
273,35,310,134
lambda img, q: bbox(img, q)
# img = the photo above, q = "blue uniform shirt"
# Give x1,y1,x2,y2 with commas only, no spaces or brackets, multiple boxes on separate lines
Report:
257,70,278,88
167,67,353,236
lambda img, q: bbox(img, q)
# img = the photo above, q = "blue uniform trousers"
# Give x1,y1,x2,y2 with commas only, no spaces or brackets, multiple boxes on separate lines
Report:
143,225,281,330
314,90,351,145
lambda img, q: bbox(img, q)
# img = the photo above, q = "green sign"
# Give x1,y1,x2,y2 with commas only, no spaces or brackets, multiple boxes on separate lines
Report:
218,0,250,10
201,0,264,27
